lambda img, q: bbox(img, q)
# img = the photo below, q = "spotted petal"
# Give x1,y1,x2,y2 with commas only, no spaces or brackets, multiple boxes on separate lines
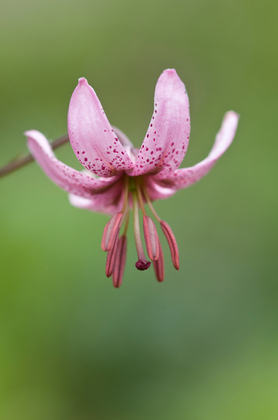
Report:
26,130,122,199
68,78,134,177
131,69,190,177
151,111,239,192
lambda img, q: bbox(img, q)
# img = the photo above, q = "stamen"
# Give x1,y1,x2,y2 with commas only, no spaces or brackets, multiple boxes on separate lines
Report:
160,221,180,270
101,221,109,251
142,181,179,271
105,234,119,277
135,178,147,216
143,215,159,261
122,174,130,212
123,208,130,235
135,178,159,261
141,182,161,222
153,240,164,282
112,235,127,288
101,212,123,251
132,190,151,271
101,174,129,252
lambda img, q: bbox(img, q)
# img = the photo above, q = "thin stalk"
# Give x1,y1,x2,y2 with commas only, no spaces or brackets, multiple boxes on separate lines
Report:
0,134,69,179
135,178,147,216
141,183,161,222
123,208,130,235
120,174,130,213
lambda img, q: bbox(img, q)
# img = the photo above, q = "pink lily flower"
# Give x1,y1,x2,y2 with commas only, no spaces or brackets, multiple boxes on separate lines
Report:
25,69,239,287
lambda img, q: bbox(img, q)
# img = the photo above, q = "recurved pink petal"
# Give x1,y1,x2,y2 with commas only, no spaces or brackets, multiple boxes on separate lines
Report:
68,78,134,177
26,130,122,200
131,69,190,177
154,111,239,190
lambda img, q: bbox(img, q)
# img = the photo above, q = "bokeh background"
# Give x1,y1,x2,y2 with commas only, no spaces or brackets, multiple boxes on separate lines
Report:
0,0,277,418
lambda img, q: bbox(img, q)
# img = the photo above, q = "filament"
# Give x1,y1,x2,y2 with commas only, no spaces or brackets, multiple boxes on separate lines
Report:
141,182,161,222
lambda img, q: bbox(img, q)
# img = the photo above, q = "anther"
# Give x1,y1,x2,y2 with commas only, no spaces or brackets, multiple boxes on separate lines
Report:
105,234,119,277
153,241,164,282
112,235,127,288
101,212,123,251
143,215,159,261
160,220,180,270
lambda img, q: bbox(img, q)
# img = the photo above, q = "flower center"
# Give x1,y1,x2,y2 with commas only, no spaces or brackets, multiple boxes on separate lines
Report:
101,174,179,287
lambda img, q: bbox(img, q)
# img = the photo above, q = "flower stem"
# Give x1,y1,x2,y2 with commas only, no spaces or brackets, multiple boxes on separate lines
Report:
0,134,69,179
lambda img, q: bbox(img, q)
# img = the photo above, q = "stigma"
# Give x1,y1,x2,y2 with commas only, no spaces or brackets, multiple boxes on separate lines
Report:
101,174,179,288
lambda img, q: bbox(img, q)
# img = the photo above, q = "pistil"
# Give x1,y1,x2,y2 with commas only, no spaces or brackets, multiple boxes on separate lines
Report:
132,190,151,270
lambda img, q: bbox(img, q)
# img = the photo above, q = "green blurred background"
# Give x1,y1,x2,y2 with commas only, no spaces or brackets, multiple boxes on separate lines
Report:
0,0,277,418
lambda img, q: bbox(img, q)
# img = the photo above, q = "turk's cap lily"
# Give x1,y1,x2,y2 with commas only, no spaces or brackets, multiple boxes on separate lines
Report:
25,69,239,287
